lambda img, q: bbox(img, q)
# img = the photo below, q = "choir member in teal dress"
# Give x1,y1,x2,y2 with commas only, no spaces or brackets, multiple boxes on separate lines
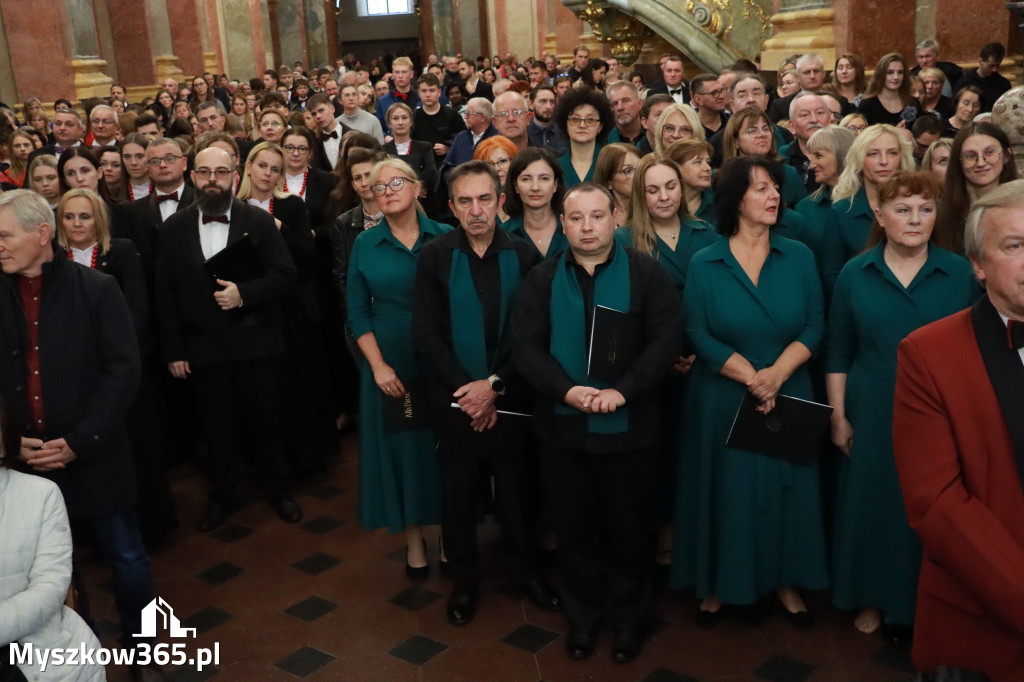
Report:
654,103,705,155
553,87,614,187
593,143,642,226
825,171,980,638
824,124,915,290
720,107,807,209
934,122,1018,254
347,157,451,578
664,139,715,224
795,125,855,288
615,155,719,565
672,156,830,627
502,146,568,258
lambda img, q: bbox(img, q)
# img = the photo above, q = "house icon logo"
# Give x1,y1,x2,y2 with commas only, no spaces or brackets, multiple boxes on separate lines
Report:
133,597,197,638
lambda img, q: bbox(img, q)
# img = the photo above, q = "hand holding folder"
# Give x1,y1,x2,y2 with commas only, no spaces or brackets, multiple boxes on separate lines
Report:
726,392,833,465
587,305,642,383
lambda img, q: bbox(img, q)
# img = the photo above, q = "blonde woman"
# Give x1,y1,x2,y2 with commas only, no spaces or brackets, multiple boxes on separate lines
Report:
654,103,704,155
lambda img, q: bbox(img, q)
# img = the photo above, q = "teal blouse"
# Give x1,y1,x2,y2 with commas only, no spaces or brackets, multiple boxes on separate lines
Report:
502,214,568,259
558,143,603,187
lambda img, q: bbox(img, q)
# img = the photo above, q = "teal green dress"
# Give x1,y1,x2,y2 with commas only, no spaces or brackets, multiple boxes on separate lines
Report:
825,187,874,290
694,187,717,226
826,243,979,625
616,219,719,519
503,214,568,259
671,234,830,603
346,213,452,532
795,188,841,292
558,143,603,187
780,163,808,209
773,208,822,266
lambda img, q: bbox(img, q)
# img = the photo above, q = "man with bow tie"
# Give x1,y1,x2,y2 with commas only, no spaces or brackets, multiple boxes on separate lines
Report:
156,147,303,532
308,93,352,172
893,180,1024,681
375,56,421,132
646,56,690,105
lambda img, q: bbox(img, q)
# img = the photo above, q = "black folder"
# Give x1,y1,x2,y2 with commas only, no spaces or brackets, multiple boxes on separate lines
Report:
382,381,431,431
587,305,643,383
203,233,263,284
726,392,832,465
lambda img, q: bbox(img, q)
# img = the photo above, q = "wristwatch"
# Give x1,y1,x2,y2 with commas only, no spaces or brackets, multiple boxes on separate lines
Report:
488,374,506,395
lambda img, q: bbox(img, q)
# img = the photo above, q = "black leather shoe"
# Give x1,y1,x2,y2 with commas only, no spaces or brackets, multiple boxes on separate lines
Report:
784,608,814,630
198,501,238,532
270,495,303,523
519,580,563,612
446,589,477,626
610,629,643,664
565,628,595,661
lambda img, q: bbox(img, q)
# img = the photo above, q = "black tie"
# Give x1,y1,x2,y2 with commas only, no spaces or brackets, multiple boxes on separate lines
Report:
202,214,229,224
1006,319,1024,350
156,192,178,203
322,130,338,141
670,89,681,96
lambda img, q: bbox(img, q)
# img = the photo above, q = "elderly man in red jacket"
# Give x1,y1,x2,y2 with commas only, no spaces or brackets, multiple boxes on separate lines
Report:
893,179,1024,682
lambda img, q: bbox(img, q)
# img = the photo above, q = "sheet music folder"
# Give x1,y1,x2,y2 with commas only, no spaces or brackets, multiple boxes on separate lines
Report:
725,392,832,465
203,233,262,284
587,305,642,383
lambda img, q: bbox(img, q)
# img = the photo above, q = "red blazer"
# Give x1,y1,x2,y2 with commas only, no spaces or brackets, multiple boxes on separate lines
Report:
893,300,1024,681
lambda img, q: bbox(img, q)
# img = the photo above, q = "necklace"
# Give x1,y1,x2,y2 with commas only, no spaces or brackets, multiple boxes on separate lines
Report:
127,181,153,201
67,243,99,268
287,170,309,198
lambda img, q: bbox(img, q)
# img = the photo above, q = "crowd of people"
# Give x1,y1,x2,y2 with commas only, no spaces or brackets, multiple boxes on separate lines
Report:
0,35,1022,682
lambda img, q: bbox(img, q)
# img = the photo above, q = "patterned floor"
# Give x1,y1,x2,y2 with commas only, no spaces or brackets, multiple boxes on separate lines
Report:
80,432,920,681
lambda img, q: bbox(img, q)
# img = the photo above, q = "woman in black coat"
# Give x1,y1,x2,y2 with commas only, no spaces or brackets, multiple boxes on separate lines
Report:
382,102,440,215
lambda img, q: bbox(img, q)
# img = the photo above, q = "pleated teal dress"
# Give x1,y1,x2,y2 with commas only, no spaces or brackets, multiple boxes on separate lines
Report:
671,234,830,604
826,242,979,625
346,214,451,532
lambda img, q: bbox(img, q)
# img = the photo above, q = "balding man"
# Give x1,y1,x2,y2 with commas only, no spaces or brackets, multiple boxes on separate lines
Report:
444,97,498,166
162,78,179,98
779,92,831,194
157,147,301,532
492,91,530,151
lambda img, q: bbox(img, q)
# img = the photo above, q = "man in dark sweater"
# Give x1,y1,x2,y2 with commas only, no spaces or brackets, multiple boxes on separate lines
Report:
413,73,468,167
953,42,1012,113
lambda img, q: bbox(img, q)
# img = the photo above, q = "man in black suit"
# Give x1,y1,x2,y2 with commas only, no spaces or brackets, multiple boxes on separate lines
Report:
646,56,690,105
413,161,560,627
28,108,83,165
156,147,302,532
308,93,351,172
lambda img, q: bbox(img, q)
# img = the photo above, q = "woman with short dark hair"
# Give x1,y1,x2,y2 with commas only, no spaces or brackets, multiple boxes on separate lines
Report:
552,87,614,187
672,155,829,628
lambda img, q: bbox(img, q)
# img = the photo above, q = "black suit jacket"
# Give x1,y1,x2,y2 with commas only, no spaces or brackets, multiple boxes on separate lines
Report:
269,194,319,323
647,82,691,105
28,143,78,166
0,248,141,517
384,140,439,196
111,184,197,282
155,199,297,368
311,123,352,173
303,166,338,231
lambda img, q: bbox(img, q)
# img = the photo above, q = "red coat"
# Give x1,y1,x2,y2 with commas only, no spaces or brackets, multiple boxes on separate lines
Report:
893,302,1024,681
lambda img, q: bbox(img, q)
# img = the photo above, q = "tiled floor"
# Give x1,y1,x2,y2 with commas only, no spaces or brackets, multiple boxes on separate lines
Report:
80,432,919,681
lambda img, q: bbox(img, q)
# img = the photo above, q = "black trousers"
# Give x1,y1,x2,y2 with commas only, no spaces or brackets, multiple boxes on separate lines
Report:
542,444,657,631
189,356,289,503
438,428,540,592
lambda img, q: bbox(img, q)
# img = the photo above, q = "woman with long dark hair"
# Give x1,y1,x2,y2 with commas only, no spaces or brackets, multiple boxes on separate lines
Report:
857,53,921,127
502,146,567,258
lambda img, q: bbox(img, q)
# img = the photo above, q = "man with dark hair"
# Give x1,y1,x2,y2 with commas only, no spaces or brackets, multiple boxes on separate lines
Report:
263,69,280,93
690,74,730,137
156,147,302,532
528,60,551,88
110,83,127,104
646,56,690,105
414,72,467,166
953,42,1012,113
290,77,312,111
194,101,226,134
567,45,590,83
553,75,572,100
307,92,351,171
637,93,673,155
0,189,163,681
911,114,945,164
413,161,558,627
512,182,680,664
134,114,160,139
527,85,567,155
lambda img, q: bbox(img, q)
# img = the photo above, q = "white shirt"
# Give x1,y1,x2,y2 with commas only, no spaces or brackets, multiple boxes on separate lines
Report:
666,84,686,105
471,129,487,145
285,172,306,197
321,123,342,169
198,207,231,260
997,312,1024,366
130,181,152,200
248,196,271,212
155,182,185,222
69,243,98,267
394,140,411,156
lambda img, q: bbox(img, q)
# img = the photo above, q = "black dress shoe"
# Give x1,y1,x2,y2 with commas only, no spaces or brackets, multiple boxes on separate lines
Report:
446,589,477,625
519,580,563,612
565,628,595,661
270,495,303,523
610,629,643,664
695,607,723,630
198,501,238,532
784,608,814,630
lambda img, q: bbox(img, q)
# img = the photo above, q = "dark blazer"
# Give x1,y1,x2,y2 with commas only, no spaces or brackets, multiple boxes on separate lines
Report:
647,82,690,105
28,142,78,166
0,248,141,518
893,297,1024,680
269,194,319,323
311,122,352,173
155,198,297,368
93,238,149,342
384,139,439,197
303,166,338,230
111,183,197,281
330,204,368,312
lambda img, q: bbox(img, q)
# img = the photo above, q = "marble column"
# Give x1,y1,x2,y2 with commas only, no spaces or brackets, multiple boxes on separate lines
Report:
832,0,915,68
304,0,329,67
195,0,223,75
419,0,438,58
221,0,270,80
144,0,188,84
275,0,310,69
108,0,180,96
65,0,116,99
433,0,456,58
761,0,837,71
0,0,78,102
458,0,483,58
167,0,205,77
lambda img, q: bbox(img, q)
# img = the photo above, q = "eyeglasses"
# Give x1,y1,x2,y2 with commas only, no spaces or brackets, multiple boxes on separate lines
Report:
662,124,692,136
494,108,526,119
371,176,413,195
961,148,1003,168
567,116,599,127
194,168,234,180
616,166,636,178
147,154,183,166
91,118,115,127
489,157,511,170
742,125,772,136
698,89,725,98
261,120,284,129
284,144,310,154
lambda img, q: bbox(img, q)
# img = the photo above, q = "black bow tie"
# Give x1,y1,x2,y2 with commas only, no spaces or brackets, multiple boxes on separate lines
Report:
156,192,178,203
322,130,338,141
1007,319,1024,350
669,89,682,96
202,214,229,224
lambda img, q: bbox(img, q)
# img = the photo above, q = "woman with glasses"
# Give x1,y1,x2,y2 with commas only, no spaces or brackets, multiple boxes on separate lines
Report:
473,135,518,224
502,146,567,258
935,122,1018,253
257,108,288,144
594,143,642,226
722,108,806,208
664,139,716,224
944,86,984,138
347,158,450,579
839,113,868,136
552,88,614,187
384,102,438,217
654,103,704,155
278,126,336,229
826,171,978,641
857,53,921,127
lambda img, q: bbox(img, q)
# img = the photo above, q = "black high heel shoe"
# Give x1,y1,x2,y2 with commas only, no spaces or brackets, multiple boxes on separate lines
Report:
406,539,429,581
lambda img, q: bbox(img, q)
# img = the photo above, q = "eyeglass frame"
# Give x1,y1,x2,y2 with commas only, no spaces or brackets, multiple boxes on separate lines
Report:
370,176,415,195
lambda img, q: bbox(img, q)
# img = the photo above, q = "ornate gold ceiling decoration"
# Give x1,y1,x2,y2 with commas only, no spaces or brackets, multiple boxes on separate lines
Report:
571,1,653,66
